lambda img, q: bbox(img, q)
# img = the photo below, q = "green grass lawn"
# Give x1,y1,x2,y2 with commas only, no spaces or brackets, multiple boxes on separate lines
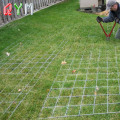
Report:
0,0,120,119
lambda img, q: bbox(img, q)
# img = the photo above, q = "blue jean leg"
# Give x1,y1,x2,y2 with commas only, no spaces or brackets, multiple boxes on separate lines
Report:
115,27,120,39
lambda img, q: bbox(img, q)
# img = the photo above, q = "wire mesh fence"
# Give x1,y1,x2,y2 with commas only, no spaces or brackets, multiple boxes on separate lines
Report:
0,37,68,119
38,43,120,119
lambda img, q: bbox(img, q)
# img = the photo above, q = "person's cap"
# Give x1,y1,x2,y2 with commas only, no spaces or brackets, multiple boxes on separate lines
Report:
106,0,117,10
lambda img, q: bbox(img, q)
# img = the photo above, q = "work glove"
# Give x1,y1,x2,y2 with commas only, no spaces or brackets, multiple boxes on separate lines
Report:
96,16,103,23
115,17,120,23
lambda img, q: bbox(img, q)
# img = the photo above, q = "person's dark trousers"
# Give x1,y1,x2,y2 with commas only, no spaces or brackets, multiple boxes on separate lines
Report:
115,27,120,39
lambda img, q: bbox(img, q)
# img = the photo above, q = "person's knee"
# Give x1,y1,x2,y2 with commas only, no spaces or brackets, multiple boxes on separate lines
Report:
115,28,120,39
115,34,120,39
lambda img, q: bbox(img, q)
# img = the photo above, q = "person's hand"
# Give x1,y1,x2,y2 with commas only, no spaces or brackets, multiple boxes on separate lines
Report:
96,16,103,23
115,17,119,23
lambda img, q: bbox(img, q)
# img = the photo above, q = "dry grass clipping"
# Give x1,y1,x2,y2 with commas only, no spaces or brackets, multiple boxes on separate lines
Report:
96,10,109,16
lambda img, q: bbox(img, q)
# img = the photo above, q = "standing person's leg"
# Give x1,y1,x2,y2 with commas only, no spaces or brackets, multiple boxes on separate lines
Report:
115,27,120,39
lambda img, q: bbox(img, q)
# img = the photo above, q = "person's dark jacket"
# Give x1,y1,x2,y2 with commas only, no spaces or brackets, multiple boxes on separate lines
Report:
103,2,120,24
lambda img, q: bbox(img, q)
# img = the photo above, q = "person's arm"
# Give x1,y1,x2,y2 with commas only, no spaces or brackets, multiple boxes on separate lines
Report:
103,11,115,23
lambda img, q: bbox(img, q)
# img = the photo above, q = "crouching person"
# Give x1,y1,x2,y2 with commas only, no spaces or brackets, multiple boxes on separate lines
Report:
96,0,120,39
